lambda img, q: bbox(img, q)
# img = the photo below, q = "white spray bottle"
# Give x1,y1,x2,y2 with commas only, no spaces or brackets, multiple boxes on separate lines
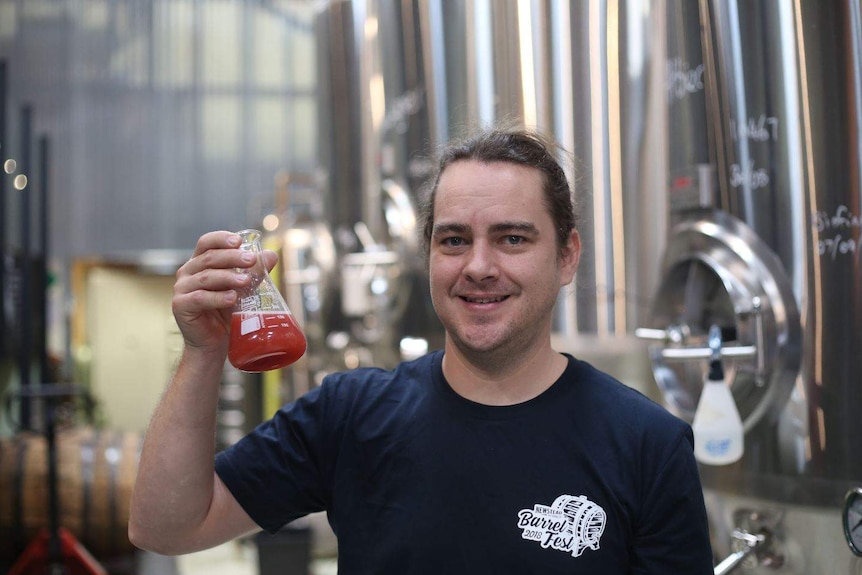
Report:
691,325,744,465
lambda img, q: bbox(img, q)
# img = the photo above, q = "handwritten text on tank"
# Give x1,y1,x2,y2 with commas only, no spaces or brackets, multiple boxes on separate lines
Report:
814,205,862,262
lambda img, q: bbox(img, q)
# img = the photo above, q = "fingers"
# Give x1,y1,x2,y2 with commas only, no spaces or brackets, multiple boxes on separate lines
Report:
175,232,248,310
192,230,240,256
180,232,258,280
171,230,285,350
174,232,281,310
172,273,243,313
184,231,245,273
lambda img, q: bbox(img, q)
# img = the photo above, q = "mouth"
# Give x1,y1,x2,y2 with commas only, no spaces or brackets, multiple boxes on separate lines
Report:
460,295,509,304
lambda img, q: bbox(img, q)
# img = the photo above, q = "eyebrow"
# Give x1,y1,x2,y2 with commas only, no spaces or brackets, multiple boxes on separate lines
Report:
490,221,539,236
432,222,470,237
432,221,539,237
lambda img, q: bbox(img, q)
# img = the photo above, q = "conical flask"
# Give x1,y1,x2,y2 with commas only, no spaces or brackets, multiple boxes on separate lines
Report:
228,229,307,372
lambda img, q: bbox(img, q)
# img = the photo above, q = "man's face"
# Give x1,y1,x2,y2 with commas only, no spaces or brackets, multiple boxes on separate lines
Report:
428,160,580,361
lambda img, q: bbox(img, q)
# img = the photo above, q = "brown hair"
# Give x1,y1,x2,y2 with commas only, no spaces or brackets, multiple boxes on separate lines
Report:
419,128,577,261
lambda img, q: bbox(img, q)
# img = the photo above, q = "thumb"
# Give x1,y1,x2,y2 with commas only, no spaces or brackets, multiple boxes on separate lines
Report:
261,249,280,272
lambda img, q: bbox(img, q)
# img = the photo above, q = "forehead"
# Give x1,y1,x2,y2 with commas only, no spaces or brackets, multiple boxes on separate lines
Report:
434,160,546,213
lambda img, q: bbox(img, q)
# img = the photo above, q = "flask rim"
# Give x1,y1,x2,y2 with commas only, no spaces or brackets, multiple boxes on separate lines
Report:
235,229,262,247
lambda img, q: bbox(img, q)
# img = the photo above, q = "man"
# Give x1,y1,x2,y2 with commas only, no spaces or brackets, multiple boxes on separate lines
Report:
129,128,714,573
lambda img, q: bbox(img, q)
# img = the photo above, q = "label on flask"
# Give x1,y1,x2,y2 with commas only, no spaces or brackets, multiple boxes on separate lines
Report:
240,314,262,335
240,295,261,312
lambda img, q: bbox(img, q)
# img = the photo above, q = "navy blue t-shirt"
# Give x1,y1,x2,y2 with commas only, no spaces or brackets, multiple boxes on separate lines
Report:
215,351,713,574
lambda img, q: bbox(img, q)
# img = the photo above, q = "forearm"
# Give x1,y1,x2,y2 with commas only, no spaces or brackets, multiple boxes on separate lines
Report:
129,345,226,553
129,230,272,553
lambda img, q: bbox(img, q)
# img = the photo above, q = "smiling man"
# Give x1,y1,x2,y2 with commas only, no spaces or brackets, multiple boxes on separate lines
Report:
129,128,714,574
430,159,577,400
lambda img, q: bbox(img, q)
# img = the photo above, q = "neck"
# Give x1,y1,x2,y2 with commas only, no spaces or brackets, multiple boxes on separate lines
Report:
441,340,567,406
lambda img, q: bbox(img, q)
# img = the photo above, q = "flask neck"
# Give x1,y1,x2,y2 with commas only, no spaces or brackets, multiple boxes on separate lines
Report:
237,229,263,252
233,229,270,297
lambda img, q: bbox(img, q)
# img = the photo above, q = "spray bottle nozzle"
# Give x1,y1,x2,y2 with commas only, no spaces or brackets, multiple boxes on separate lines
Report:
707,358,724,381
707,325,725,381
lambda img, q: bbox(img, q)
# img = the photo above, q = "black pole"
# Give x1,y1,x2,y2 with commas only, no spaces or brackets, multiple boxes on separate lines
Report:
19,103,32,429
14,383,77,574
38,135,66,573
46,393,65,573
0,60,7,359
38,135,49,385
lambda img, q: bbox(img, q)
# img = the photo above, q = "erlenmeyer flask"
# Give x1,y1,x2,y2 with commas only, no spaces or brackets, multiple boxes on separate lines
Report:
228,229,307,372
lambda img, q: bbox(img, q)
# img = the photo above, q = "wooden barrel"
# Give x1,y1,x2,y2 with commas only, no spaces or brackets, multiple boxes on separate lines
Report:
0,427,142,561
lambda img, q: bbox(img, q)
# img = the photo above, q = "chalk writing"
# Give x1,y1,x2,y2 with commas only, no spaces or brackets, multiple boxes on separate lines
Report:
813,205,862,232
814,206,862,263
819,234,859,262
730,161,770,190
666,57,704,101
730,115,779,142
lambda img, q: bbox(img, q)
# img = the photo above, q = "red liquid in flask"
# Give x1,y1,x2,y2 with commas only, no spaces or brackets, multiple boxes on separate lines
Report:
228,311,307,372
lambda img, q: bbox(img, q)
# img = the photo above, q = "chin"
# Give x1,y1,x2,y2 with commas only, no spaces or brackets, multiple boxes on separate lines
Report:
450,330,513,356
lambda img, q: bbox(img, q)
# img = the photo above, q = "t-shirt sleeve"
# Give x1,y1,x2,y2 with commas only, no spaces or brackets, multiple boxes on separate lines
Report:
215,386,332,534
630,424,714,574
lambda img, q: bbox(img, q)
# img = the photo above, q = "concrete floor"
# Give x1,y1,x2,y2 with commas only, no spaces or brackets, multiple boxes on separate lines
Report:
176,540,337,575
133,513,338,575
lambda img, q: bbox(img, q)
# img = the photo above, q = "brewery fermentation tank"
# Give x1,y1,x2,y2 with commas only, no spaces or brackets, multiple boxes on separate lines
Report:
640,1,862,571
298,0,662,379
290,1,862,569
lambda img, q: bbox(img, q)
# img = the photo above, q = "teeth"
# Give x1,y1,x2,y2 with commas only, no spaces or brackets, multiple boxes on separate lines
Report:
465,296,506,303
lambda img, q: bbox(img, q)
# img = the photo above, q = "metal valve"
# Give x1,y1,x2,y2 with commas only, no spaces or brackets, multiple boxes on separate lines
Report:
713,529,767,575
635,297,764,378
713,523,787,574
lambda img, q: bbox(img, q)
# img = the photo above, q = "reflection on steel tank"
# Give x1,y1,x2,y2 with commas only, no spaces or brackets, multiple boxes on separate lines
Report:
636,0,862,571
257,3,435,413
305,0,658,383
271,2,862,570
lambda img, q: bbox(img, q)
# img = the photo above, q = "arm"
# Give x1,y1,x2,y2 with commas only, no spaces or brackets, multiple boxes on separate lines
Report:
128,231,277,555
631,427,714,574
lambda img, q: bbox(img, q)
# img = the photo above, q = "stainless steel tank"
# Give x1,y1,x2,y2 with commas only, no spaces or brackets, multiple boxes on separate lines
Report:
418,0,664,354
640,0,862,571
276,0,441,387
290,0,644,398
303,0,679,395
292,2,862,568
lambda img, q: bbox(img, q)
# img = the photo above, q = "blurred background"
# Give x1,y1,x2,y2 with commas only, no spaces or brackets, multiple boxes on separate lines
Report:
0,1,860,574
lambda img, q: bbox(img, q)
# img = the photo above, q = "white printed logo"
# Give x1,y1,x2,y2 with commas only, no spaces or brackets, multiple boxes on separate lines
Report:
517,494,606,557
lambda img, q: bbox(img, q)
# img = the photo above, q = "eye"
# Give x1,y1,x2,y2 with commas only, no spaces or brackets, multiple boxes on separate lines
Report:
441,236,465,248
504,235,525,246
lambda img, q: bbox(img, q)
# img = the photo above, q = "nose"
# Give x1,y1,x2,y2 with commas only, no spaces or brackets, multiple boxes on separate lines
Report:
462,241,499,283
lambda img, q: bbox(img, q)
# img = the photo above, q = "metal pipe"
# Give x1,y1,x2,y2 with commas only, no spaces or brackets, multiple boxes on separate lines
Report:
713,529,767,575
661,344,756,360
713,548,752,575
633,327,757,360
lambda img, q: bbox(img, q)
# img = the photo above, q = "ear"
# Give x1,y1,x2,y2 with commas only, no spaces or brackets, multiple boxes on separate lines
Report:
559,229,581,286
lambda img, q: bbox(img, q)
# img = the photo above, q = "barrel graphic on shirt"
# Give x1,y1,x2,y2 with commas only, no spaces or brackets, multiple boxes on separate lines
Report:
552,495,606,556
517,494,606,558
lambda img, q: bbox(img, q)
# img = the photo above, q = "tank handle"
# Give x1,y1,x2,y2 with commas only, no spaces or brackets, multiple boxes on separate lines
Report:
635,297,765,381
